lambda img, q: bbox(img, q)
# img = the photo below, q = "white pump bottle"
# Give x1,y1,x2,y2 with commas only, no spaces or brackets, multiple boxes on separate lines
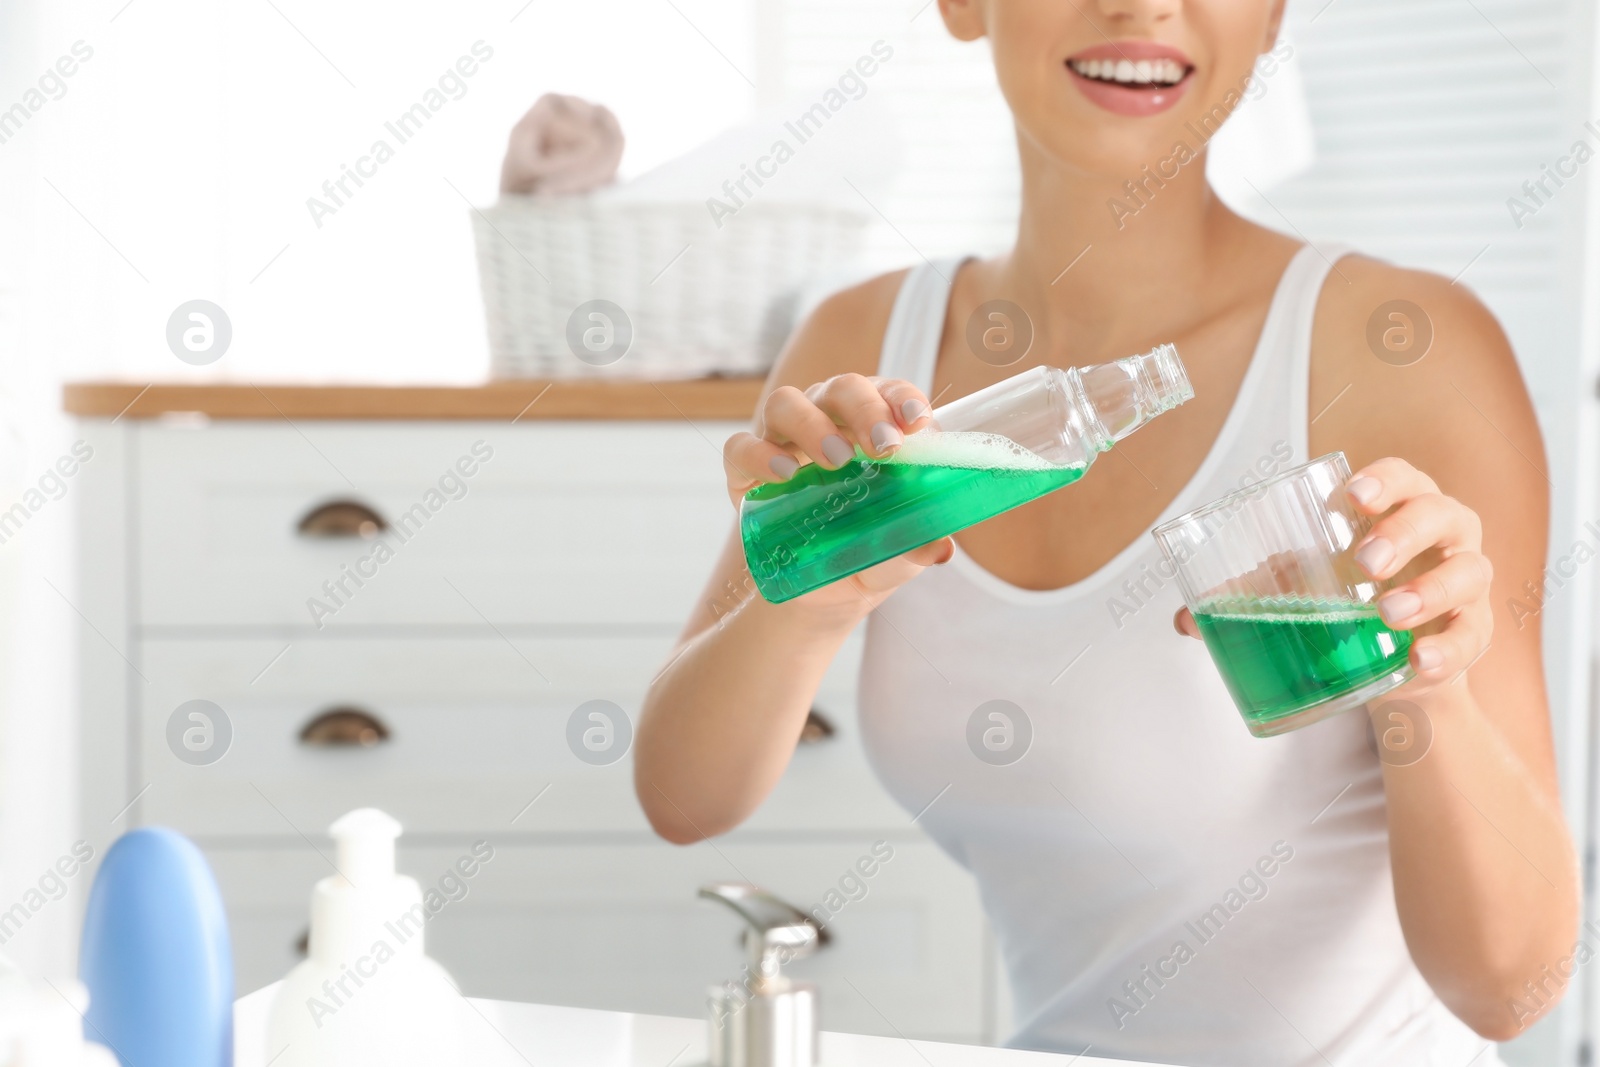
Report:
265,809,463,1067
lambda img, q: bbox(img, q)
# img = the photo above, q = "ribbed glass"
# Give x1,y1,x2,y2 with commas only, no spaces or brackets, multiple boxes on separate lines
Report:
1152,452,1414,737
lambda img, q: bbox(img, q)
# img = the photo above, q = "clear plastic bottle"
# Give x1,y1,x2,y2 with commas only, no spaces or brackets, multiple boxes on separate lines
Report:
740,344,1193,603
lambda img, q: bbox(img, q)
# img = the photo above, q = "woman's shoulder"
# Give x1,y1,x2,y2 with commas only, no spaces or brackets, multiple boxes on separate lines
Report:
1308,250,1541,480
1317,252,1508,344
763,267,914,392
1311,251,1524,399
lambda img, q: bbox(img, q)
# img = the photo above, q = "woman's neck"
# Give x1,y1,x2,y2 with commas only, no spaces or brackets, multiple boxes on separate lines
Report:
996,133,1236,357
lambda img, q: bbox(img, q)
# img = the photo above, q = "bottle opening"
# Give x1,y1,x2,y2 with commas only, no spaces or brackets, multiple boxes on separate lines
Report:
1134,343,1193,412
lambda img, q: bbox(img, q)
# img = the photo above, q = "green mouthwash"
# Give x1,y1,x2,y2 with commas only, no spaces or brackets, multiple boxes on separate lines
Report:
1192,597,1413,730
742,431,1085,603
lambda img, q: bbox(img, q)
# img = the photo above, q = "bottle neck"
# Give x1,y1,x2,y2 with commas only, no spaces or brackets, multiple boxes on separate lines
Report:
921,346,1191,467
1068,344,1193,452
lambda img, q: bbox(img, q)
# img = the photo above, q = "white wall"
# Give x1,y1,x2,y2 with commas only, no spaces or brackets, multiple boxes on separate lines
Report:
10,0,756,385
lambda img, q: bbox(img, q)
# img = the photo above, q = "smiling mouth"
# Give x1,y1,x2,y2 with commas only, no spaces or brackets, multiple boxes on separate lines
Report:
1067,57,1190,89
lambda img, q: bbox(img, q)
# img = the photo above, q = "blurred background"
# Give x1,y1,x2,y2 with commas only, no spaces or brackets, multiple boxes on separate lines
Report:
0,0,1596,1064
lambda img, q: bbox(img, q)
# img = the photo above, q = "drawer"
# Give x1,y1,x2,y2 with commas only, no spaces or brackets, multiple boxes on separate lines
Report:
135,422,740,627
212,837,987,1043
133,633,906,837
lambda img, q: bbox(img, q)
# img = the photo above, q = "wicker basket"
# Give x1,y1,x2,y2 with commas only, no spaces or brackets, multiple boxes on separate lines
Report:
471,197,869,379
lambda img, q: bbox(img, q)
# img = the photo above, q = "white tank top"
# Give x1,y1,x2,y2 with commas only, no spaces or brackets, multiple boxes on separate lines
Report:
858,246,1501,1067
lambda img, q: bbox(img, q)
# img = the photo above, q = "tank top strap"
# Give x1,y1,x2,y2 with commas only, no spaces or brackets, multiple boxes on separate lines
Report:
1279,243,1357,457
877,257,970,388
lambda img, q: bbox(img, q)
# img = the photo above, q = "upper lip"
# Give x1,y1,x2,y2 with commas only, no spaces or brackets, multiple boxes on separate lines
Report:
1066,41,1193,68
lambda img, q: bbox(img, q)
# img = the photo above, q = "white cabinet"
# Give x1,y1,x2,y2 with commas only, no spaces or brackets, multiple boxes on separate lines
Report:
75,417,993,1044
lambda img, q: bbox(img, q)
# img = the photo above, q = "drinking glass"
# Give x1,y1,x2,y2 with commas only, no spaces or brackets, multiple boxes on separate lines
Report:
1151,452,1415,737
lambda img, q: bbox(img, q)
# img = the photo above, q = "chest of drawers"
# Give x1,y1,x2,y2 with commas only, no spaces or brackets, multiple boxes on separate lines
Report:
70,385,998,1043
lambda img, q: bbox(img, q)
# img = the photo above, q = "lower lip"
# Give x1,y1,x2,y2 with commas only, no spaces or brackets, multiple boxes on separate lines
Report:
1067,65,1192,117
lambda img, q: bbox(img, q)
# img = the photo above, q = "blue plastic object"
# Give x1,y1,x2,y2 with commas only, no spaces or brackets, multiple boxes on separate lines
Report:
79,827,233,1067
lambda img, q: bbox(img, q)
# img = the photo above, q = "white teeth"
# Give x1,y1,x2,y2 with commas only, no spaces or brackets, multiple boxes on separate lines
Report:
1070,56,1187,87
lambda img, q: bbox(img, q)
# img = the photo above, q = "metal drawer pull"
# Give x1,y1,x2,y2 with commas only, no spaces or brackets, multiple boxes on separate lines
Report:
798,708,835,745
299,706,390,747
296,500,388,539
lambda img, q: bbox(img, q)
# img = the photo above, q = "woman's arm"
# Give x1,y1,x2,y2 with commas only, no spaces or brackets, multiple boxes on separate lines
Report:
634,275,954,843
1312,259,1579,1039
632,531,870,843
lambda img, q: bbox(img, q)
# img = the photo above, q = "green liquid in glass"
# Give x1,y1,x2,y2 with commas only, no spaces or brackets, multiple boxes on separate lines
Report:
742,434,1085,603
1192,597,1413,728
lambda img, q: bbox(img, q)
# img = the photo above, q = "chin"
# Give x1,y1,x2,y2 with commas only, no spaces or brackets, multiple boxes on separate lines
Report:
1016,106,1201,183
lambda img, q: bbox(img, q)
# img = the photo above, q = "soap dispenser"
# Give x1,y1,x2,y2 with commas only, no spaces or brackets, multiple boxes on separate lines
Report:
264,809,463,1067
700,883,821,1067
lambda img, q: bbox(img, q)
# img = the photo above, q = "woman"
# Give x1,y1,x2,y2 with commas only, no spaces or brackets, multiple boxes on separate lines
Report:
635,0,1578,1063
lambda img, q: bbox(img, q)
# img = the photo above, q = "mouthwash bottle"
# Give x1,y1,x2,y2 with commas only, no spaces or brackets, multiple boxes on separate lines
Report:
741,344,1193,603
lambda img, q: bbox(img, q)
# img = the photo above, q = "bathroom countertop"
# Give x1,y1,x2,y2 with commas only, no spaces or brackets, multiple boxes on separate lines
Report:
63,378,765,421
232,983,1173,1067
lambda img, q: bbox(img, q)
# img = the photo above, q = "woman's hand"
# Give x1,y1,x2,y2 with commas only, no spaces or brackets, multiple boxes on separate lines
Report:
1173,456,1495,691
722,372,955,612
1339,457,1495,687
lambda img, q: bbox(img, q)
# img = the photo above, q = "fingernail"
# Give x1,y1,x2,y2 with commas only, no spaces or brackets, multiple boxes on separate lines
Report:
1355,538,1394,576
1380,590,1421,625
936,541,955,564
870,421,903,455
1414,645,1444,671
901,399,928,423
820,434,855,467
1346,477,1381,506
768,455,799,480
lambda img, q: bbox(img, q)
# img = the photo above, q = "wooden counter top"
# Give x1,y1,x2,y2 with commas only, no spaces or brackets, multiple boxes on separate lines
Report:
63,378,765,421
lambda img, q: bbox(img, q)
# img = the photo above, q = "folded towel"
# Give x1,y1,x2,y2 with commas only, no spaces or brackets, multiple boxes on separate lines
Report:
499,93,625,196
